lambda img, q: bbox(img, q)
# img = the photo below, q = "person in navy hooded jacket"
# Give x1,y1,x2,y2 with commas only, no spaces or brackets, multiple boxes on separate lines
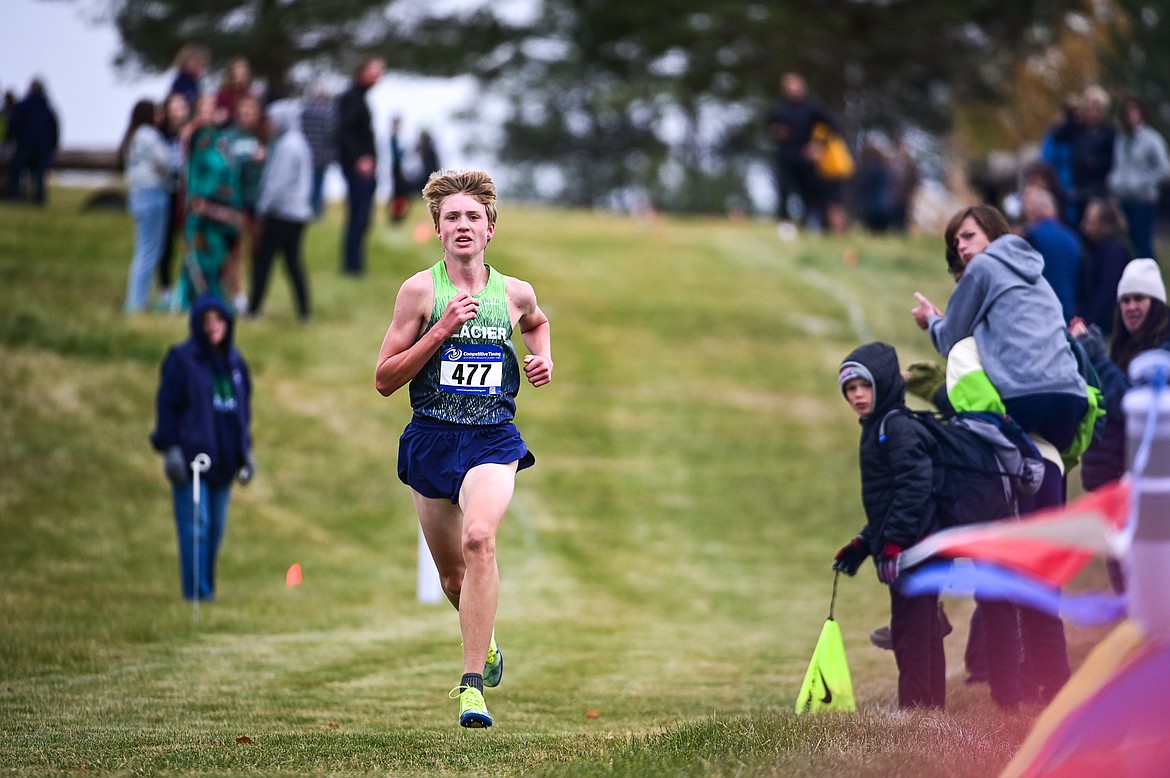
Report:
151,295,254,600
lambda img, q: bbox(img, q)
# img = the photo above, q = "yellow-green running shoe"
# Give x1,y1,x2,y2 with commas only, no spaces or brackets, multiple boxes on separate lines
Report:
483,634,504,688
450,685,492,728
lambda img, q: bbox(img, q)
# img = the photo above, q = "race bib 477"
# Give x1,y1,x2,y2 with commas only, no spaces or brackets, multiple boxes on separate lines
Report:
440,344,504,395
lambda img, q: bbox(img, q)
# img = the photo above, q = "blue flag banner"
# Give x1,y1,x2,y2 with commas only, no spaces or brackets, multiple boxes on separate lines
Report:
899,561,1126,626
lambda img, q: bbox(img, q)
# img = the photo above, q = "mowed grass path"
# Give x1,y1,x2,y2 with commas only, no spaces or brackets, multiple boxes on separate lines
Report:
0,191,1110,775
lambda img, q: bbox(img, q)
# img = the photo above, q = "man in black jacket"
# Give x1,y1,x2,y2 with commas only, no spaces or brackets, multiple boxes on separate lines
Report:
6,78,59,204
337,57,384,275
833,341,947,709
765,72,837,231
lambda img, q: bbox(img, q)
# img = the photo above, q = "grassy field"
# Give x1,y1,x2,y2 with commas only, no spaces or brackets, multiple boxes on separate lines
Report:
0,189,1113,776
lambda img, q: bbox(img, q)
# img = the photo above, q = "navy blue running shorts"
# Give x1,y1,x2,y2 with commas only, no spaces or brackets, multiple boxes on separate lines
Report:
397,416,535,503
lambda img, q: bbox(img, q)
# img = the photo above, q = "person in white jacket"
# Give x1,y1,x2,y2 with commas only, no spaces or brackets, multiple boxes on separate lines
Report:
1108,96,1170,260
122,98,178,312
248,99,313,321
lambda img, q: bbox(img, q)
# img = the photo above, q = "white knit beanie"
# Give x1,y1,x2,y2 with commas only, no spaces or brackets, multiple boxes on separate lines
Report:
1117,258,1166,303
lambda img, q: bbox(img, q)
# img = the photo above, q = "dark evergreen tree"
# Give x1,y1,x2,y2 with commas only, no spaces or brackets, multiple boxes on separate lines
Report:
384,0,1086,209
106,0,404,99
64,0,1094,210
1101,0,1170,129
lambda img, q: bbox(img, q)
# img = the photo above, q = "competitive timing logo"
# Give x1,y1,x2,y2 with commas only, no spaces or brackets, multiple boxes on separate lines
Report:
444,345,503,361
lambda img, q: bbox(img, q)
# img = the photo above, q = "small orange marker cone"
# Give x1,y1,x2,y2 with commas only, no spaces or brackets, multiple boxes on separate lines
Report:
286,563,303,587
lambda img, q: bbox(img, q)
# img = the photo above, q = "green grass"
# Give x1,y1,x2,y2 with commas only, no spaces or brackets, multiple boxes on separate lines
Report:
0,190,1112,775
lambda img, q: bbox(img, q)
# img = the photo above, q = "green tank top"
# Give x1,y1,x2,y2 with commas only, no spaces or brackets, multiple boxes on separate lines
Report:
408,261,520,424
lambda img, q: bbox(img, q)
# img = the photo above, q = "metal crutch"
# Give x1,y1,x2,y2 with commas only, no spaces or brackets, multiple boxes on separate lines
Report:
190,453,211,626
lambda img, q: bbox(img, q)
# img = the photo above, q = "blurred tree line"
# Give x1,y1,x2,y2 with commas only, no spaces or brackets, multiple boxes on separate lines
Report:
71,0,1170,211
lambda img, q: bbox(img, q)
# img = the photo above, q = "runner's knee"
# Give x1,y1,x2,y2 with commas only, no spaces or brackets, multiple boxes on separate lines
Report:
462,525,496,561
440,573,463,600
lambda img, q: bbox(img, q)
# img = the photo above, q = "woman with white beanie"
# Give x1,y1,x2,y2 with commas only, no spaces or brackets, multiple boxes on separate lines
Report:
1073,257,1169,383
1071,257,1170,589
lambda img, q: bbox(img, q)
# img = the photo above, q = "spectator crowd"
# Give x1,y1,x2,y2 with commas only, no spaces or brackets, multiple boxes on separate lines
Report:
767,78,1170,344
114,45,325,318
1,44,443,320
1007,85,1170,328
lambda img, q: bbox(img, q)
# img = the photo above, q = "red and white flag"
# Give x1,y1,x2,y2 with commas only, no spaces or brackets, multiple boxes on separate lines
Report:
899,479,1131,587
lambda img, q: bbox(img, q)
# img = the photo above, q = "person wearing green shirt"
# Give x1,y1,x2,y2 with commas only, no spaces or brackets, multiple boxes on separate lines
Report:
375,170,553,729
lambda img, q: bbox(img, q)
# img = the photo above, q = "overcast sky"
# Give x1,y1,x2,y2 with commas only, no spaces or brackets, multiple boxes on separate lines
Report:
0,0,482,171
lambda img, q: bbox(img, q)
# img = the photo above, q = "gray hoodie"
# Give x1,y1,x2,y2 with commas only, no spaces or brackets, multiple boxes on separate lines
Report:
1108,123,1170,203
256,99,313,222
927,234,1086,401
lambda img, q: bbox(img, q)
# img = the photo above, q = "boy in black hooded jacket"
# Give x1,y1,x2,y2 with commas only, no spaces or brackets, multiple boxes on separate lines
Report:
832,341,947,709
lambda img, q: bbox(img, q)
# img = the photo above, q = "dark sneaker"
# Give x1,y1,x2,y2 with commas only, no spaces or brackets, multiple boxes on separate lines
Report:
870,625,893,650
938,603,953,637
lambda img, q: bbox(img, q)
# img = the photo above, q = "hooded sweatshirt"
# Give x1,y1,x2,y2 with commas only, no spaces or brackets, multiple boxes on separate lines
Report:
1108,123,1170,204
841,342,939,557
151,295,252,485
256,99,313,222
927,234,1086,401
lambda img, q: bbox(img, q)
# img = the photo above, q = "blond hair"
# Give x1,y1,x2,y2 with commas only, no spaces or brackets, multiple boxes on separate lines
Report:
422,170,498,227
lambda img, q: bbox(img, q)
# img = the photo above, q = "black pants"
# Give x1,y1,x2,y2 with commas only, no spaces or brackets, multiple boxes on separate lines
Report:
966,592,1070,708
774,156,824,226
249,216,309,318
964,459,1073,707
890,586,946,709
157,190,181,291
966,597,1025,709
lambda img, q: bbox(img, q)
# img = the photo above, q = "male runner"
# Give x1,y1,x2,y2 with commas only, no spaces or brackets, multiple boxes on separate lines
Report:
375,169,553,728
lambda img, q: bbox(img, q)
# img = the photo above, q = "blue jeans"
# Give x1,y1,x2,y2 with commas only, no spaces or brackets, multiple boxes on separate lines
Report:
341,168,377,274
124,186,168,312
171,480,232,601
310,165,328,219
1121,199,1158,260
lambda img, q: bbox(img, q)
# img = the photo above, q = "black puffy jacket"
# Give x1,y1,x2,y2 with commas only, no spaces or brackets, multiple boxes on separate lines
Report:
842,342,940,557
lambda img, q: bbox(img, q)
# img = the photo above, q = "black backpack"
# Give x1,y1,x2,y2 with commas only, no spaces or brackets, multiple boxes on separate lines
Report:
879,409,1046,528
